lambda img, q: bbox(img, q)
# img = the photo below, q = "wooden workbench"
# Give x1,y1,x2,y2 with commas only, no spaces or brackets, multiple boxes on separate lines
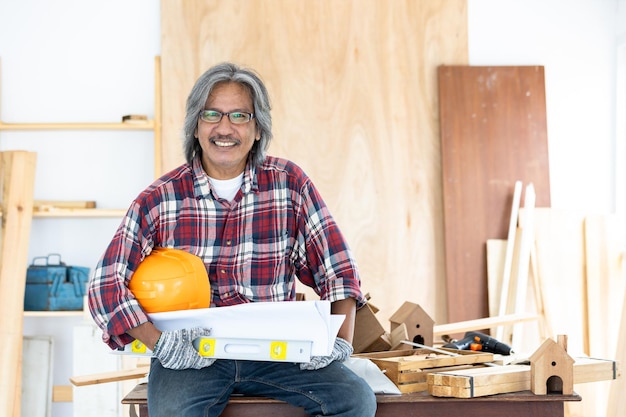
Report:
122,383,581,417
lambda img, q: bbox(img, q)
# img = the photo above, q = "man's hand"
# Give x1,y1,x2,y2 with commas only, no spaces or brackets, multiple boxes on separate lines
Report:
300,337,353,371
153,327,216,370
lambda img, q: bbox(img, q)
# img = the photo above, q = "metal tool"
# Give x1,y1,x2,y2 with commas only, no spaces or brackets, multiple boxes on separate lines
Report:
401,340,500,366
401,340,460,356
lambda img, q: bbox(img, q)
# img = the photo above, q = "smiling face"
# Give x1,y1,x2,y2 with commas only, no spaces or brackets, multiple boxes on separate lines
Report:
196,82,260,179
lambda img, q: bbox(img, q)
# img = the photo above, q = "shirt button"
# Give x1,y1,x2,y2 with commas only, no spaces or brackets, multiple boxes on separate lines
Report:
221,269,226,274
226,240,232,245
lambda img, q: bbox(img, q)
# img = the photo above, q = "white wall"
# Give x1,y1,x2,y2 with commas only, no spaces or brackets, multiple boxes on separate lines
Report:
0,1,159,416
469,0,621,213
0,1,621,416
616,0,626,217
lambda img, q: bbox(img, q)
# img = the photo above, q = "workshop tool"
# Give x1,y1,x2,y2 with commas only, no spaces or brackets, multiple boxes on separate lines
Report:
118,300,340,362
193,337,312,362
442,331,514,355
24,254,90,311
402,340,501,368
401,340,460,357
120,337,313,363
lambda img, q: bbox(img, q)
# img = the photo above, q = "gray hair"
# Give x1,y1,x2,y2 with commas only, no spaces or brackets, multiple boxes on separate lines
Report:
182,62,273,167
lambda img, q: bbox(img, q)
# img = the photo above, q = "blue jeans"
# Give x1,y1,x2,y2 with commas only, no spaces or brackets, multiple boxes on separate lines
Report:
148,358,377,417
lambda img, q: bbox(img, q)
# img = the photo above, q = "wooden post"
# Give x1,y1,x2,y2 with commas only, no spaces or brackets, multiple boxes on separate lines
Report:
512,183,536,349
153,55,162,178
495,180,522,342
607,249,626,417
0,151,37,417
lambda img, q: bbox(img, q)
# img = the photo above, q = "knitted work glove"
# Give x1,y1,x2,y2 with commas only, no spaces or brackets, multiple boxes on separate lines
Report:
153,327,216,370
299,337,353,371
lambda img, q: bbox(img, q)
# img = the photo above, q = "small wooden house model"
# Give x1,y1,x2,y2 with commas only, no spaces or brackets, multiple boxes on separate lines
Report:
389,302,435,348
353,303,389,353
529,335,575,395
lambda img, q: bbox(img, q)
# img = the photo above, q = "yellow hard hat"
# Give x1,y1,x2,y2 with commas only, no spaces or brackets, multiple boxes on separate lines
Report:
129,247,211,313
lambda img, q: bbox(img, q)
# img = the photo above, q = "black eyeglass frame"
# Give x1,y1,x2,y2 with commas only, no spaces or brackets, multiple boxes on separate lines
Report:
199,110,255,124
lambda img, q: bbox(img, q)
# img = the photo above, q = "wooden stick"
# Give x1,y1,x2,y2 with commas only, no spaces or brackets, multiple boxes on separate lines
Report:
584,215,625,358
607,249,626,417
529,242,552,340
486,239,506,329
70,366,150,387
496,180,522,341
434,312,540,337
512,183,535,349
400,340,460,356
0,151,37,417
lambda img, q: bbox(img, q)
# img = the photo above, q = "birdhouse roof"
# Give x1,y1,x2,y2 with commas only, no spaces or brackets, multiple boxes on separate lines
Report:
529,338,575,365
389,301,434,325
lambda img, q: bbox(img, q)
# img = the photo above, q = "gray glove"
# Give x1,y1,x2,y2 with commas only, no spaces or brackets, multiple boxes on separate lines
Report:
300,337,353,371
153,327,216,370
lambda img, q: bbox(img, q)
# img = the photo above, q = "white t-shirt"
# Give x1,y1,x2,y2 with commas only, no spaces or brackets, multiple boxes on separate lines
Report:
208,172,244,201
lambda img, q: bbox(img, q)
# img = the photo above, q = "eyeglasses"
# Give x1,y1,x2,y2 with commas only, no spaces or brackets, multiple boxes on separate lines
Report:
199,110,255,124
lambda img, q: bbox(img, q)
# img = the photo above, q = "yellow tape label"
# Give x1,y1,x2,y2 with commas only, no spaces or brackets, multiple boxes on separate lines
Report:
131,340,147,354
197,338,216,357
270,341,288,360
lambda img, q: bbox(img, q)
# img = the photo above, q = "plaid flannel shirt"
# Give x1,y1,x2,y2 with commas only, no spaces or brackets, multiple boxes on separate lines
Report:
88,155,365,349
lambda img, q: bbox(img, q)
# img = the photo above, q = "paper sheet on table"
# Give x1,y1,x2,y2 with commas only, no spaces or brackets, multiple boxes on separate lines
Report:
148,300,344,356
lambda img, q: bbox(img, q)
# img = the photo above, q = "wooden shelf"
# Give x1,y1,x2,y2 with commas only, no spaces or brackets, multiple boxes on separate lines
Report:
0,55,162,178
0,121,155,131
24,310,83,317
0,209,126,219
0,57,162,415
33,208,126,218
0,208,126,219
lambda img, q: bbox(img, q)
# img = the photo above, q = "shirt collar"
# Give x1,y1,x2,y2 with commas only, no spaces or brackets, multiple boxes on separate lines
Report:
192,155,259,200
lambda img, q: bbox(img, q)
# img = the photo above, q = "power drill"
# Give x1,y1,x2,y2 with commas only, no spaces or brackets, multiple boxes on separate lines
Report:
442,331,514,355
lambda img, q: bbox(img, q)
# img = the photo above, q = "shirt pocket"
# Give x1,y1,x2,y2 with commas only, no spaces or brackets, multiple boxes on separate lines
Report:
249,230,290,260
242,230,292,287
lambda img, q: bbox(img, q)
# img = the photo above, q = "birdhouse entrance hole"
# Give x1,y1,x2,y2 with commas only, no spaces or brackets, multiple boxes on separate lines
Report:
546,375,564,394
412,335,425,345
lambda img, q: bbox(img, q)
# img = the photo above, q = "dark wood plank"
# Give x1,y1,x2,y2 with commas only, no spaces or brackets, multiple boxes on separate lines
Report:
124,383,580,417
438,66,551,328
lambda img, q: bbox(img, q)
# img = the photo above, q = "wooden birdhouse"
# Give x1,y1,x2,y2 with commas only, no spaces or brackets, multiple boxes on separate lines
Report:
389,302,434,348
353,298,389,353
529,335,575,395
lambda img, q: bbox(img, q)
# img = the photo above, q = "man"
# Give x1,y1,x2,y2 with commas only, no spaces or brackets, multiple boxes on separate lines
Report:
88,62,377,417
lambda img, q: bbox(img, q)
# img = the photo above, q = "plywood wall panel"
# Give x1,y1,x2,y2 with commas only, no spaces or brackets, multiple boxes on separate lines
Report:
438,66,550,325
161,1,468,324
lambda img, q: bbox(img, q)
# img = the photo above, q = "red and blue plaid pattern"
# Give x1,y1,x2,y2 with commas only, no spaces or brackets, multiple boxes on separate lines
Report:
88,156,364,349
